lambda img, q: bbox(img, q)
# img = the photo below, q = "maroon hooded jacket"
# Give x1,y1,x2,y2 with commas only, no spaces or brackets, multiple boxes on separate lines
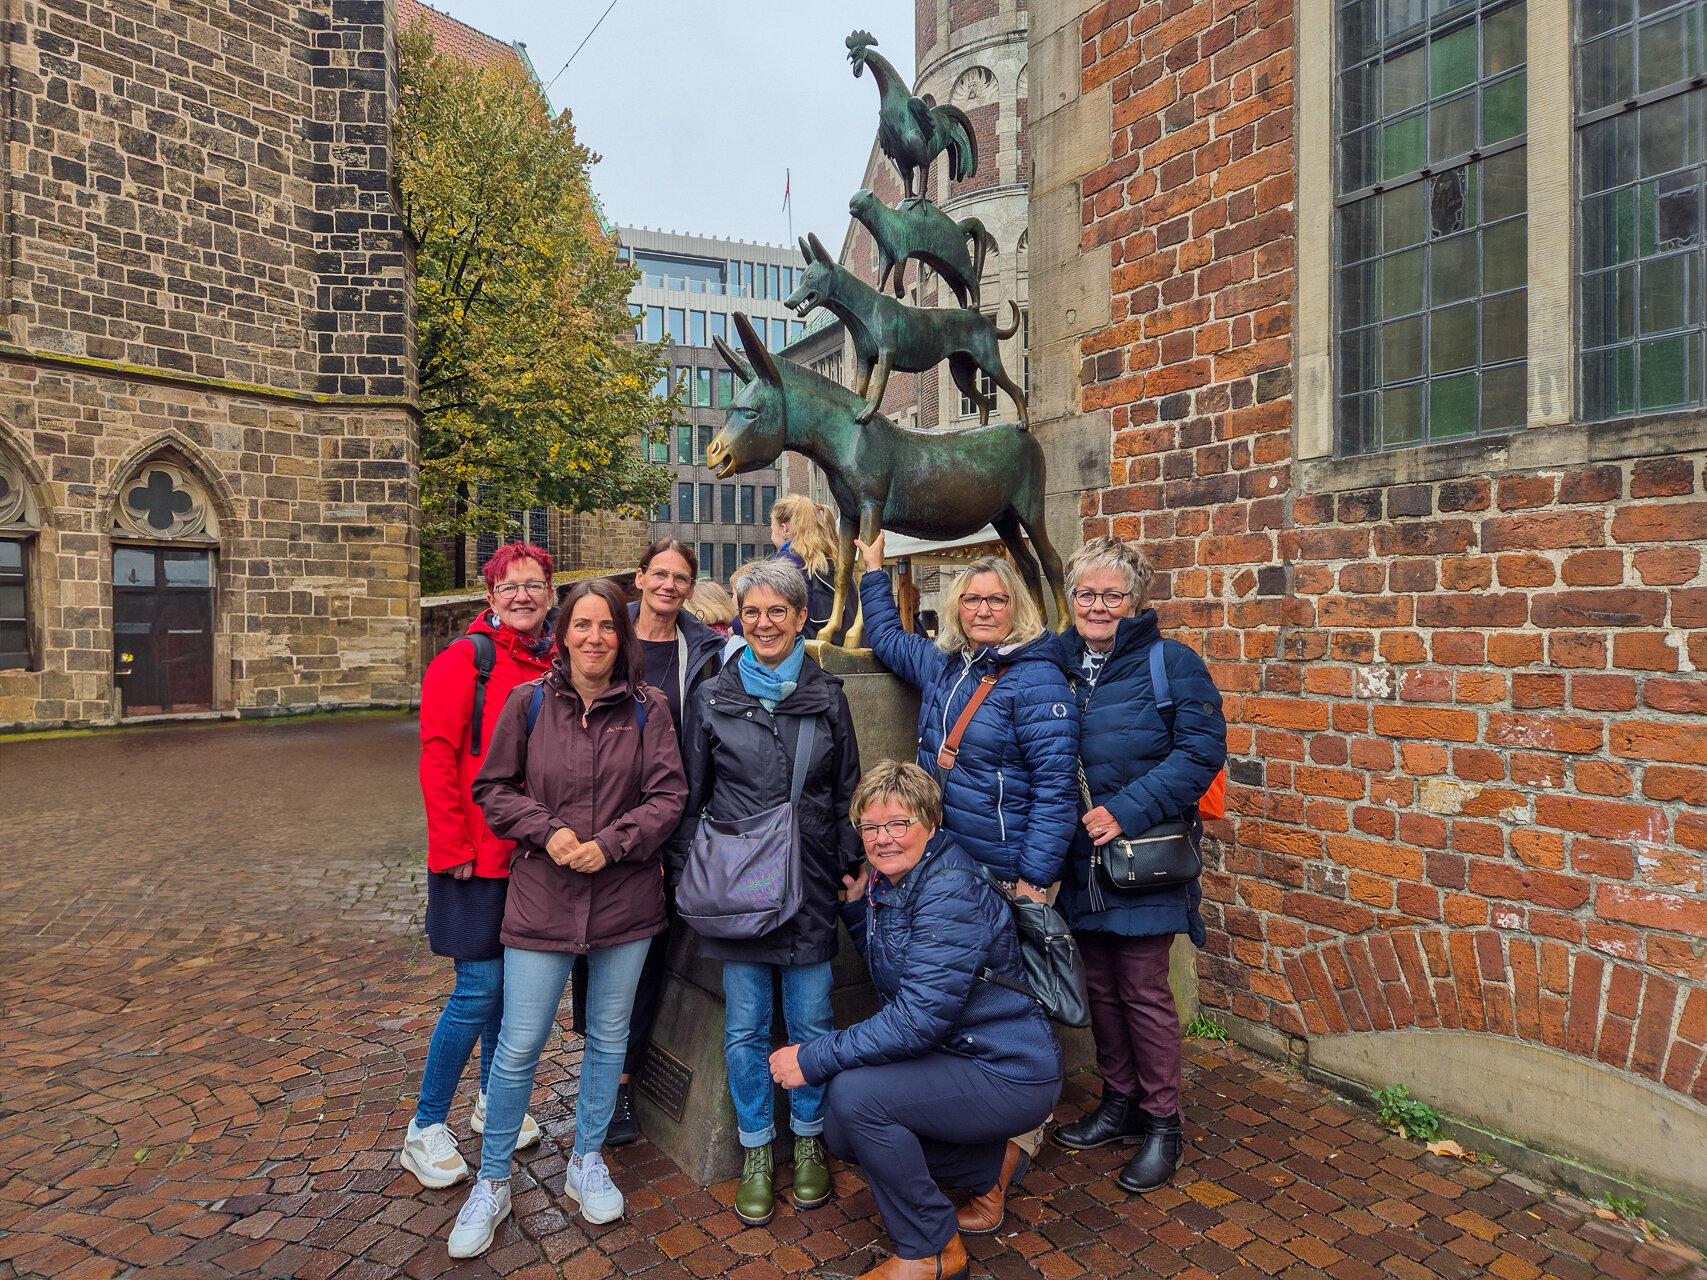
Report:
473,663,688,953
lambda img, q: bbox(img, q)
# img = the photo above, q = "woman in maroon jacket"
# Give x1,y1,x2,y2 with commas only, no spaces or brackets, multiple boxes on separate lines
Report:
447,579,688,1257
404,544,555,1192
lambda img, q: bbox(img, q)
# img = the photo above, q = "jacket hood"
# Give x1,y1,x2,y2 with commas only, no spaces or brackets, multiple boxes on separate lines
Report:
708,648,841,715
962,626,1070,676
467,607,559,658
542,661,641,712
1061,611,1160,666
629,600,724,673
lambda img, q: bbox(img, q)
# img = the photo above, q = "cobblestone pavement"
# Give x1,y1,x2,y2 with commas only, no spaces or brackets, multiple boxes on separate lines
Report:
3,714,1702,1280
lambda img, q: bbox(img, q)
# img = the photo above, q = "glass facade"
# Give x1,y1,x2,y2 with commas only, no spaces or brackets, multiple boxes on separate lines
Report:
1336,0,1528,452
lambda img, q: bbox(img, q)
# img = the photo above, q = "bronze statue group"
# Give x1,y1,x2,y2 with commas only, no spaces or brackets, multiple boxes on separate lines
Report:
402,33,1228,1280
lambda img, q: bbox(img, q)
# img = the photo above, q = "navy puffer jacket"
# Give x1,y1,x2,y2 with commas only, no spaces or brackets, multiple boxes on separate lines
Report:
860,571,1080,888
798,835,1063,1089
1060,613,1226,943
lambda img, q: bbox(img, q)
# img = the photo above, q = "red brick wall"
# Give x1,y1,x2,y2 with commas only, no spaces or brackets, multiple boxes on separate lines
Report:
948,102,1001,198
1074,0,1707,1102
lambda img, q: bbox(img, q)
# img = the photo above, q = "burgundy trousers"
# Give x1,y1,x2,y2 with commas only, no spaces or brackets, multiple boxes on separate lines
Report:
1076,930,1182,1116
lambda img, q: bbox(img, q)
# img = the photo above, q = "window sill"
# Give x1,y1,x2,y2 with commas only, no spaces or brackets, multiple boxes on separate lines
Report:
1297,410,1707,494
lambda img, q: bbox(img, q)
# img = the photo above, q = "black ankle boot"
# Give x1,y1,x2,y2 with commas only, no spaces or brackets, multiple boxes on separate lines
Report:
607,1082,639,1146
1052,1088,1149,1151
1117,1111,1183,1192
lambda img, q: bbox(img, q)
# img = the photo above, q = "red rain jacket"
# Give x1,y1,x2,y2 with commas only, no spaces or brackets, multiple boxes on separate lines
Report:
419,611,553,876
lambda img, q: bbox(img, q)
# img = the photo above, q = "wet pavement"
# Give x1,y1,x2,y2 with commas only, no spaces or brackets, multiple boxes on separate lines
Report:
2,713,1702,1280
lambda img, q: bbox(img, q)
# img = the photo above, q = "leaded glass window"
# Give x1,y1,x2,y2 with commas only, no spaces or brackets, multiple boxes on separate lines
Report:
1578,0,1707,418
1337,0,1528,453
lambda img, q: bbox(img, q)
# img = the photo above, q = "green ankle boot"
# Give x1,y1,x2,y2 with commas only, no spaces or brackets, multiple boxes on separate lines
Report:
791,1135,831,1209
735,1144,774,1225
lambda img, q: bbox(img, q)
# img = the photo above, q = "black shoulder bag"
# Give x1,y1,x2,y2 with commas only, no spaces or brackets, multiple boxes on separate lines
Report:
1080,642,1202,911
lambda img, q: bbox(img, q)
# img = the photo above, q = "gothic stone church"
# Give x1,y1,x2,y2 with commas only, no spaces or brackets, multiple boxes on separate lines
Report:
0,0,418,729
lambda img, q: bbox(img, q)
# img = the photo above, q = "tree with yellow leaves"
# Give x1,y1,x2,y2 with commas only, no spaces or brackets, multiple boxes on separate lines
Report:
397,22,676,546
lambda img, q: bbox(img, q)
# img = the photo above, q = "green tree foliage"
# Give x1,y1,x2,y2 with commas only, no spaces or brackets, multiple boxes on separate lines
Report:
397,23,676,539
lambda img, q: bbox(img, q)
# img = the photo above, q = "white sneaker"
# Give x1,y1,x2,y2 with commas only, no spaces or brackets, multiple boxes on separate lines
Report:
471,1090,541,1149
400,1119,469,1189
563,1151,624,1224
447,1177,511,1258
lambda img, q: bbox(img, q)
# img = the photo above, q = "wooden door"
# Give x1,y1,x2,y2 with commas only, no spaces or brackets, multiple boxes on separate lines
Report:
113,546,214,714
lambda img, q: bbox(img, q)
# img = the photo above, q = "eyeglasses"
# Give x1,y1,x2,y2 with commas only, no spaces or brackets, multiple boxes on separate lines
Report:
645,569,693,589
739,605,796,625
855,818,920,842
960,593,1011,612
493,581,551,599
1071,588,1132,608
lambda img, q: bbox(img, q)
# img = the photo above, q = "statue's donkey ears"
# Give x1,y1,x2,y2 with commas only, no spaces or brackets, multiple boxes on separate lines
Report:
712,333,752,383
798,236,813,264
732,313,782,387
807,232,832,265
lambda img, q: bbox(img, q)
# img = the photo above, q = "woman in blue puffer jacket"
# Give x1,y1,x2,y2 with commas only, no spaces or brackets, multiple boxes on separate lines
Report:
769,762,1063,1280
854,533,1080,901
1051,537,1226,1196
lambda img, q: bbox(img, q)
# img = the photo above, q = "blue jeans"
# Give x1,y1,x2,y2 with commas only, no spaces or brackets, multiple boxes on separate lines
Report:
723,960,834,1146
415,957,503,1128
478,938,651,1181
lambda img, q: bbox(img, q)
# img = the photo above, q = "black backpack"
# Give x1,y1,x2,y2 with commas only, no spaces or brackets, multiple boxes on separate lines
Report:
460,633,500,757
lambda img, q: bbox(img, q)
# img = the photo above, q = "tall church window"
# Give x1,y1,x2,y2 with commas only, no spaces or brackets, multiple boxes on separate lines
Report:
1578,0,1707,418
1336,0,1528,452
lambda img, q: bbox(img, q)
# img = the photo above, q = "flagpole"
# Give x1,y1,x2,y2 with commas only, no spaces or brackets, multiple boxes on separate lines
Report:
784,168,792,245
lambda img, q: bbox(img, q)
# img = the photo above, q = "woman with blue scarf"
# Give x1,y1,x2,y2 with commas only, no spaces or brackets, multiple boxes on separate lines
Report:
668,560,863,1227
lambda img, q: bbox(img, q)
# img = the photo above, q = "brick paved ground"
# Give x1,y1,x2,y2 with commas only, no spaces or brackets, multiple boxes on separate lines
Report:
2,715,1702,1280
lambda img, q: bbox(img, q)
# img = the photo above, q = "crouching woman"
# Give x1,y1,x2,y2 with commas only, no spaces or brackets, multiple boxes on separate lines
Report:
770,762,1063,1280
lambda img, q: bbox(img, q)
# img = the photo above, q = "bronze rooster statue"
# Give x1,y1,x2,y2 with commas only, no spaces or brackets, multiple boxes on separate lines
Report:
846,30,978,200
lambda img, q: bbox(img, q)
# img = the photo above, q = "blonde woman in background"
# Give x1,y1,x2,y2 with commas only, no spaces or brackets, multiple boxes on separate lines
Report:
683,579,736,637
769,495,837,639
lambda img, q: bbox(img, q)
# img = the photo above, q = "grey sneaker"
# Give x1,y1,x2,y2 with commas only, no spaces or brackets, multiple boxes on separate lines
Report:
447,1177,511,1258
400,1119,468,1189
563,1151,624,1224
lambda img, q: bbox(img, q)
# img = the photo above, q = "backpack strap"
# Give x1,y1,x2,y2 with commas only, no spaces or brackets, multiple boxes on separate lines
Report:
936,664,1011,771
463,633,498,756
1148,641,1175,738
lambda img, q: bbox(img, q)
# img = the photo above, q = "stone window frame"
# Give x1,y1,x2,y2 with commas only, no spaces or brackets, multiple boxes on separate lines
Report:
1289,0,1707,488
0,454,40,672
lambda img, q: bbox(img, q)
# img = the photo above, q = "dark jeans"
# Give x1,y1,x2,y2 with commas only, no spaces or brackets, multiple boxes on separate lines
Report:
572,897,674,1078
823,1053,1060,1260
1078,930,1182,1115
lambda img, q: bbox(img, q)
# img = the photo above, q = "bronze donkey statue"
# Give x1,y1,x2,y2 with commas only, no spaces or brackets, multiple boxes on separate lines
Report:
786,232,1028,430
850,188,995,309
709,313,1067,648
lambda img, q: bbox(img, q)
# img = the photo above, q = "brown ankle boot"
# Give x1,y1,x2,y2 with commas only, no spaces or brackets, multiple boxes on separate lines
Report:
956,1139,1029,1236
860,1234,969,1279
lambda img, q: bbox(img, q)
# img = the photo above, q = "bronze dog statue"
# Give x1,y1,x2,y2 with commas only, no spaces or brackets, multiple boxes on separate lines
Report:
850,188,995,309
709,314,1066,647
786,232,1028,430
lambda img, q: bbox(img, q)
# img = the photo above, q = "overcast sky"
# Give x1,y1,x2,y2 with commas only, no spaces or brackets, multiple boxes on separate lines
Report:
428,0,917,251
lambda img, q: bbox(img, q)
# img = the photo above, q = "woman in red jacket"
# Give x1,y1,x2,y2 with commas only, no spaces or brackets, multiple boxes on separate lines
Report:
403,545,556,1191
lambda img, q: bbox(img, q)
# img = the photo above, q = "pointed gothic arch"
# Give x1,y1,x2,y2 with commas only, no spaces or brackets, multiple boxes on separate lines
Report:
103,431,238,542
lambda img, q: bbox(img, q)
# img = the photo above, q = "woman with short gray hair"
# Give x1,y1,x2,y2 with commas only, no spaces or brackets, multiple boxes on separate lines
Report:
1051,535,1226,1195
668,559,863,1226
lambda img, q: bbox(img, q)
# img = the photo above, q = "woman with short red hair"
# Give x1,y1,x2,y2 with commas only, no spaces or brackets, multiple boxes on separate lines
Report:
402,544,557,1191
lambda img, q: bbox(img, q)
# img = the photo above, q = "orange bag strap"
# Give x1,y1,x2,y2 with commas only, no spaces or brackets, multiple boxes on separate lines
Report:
936,665,1011,771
